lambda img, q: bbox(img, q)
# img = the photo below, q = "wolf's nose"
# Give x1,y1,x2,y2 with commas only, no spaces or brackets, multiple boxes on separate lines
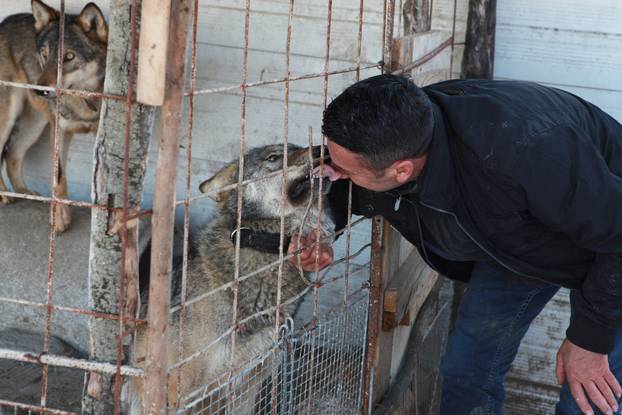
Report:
311,145,321,157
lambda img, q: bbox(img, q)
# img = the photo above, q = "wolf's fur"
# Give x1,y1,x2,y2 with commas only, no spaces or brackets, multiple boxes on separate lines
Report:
0,0,107,232
130,144,334,414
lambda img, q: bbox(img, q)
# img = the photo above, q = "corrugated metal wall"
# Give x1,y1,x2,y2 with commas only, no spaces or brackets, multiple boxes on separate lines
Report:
495,1,622,412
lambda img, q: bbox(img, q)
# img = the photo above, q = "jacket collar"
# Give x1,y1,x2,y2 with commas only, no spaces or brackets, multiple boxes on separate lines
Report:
411,101,457,210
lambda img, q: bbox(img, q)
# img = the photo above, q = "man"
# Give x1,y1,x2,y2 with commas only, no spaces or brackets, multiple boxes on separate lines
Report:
288,74,622,415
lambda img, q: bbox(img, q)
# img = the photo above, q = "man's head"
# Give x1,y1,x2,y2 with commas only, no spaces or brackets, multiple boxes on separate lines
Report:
322,74,434,191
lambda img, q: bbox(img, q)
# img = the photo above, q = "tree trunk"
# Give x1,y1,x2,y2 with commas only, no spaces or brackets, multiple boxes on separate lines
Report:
462,0,497,79
82,0,155,413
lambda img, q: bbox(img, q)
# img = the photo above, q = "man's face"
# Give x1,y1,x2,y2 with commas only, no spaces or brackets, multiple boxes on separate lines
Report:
326,140,400,192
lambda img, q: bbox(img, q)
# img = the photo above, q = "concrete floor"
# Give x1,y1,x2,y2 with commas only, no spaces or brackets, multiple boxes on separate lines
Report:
0,200,90,412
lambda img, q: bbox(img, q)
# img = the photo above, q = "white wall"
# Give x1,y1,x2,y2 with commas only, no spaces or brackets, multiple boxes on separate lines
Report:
495,0,622,122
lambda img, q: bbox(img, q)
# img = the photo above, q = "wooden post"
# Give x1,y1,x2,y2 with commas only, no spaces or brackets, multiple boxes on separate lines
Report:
142,1,192,413
402,0,431,34
83,0,156,413
462,0,497,79
137,0,172,106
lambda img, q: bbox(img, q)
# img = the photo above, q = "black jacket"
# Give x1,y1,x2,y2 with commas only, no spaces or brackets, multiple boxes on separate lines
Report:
329,79,622,354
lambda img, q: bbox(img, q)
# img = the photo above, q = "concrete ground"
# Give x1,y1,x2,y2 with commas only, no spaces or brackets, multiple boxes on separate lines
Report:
0,200,91,412
0,200,91,353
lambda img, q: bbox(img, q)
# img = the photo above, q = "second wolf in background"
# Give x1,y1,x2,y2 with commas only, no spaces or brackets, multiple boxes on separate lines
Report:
0,0,108,232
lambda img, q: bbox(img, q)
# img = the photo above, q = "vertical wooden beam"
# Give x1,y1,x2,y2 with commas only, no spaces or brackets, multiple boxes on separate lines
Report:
363,217,386,415
363,220,405,414
137,0,172,105
402,0,431,34
462,0,497,79
83,0,156,413
142,1,192,413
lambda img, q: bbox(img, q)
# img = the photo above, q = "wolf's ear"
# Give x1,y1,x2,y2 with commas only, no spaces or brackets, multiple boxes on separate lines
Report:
199,164,238,202
31,0,58,34
77,3,108,44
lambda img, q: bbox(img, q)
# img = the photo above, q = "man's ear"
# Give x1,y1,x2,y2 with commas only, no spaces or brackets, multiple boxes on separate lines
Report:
76,3,108,44
32,0,58,34
393,153,427,184
199,164,238,202
393,160,416,184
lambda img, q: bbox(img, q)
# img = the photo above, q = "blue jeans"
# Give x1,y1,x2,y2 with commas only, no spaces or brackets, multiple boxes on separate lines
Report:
440,261,622,415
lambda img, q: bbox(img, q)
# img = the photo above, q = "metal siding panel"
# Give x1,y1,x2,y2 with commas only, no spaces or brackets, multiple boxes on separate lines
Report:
495,0,622,123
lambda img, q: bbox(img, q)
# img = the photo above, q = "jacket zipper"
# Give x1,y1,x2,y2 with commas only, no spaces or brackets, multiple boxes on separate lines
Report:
386,189,436,270
411,202,433,267
418,200,547,283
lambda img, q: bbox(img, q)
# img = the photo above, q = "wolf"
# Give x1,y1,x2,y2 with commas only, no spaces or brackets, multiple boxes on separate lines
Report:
0,0,107,232
129,144,334,414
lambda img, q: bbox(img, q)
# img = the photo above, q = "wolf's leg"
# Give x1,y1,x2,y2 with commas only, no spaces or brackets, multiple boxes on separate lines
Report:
0,87,26,204
5,103,48,196
51,128,74,233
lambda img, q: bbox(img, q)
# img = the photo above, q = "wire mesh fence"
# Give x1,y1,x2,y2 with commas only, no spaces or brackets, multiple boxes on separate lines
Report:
176,294,368,415
0,0,462,413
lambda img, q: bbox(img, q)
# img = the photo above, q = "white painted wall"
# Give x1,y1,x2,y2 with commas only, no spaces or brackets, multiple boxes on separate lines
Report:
495,0,622,121
495,1,622,413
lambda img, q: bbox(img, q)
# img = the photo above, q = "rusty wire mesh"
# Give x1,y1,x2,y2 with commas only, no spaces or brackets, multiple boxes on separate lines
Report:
0,0,462,413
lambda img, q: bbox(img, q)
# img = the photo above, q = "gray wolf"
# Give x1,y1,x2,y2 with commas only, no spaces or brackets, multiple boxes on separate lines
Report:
0,0,107,232
130,144,334,414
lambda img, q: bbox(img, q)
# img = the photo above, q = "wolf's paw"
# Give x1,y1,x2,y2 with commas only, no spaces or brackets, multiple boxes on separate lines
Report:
0,194,15,204
54,204,72,233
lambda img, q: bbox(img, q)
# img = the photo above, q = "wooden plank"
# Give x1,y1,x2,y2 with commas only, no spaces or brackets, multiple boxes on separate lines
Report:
431,0,469,43
196,4,384,64
504,378,561,415
203,0,386,24
503,289,570,414
497,0,622,35
382,249,438,331
495,25,622,91
191,30,451,96
136,0,171,105
371,224,403,406
378,279,453,414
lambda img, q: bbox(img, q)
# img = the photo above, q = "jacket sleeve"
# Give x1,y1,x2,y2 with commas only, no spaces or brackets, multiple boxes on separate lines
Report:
511,125,622,354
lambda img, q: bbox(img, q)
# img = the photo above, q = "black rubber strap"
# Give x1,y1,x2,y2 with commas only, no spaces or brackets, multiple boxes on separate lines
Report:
230,227,291,254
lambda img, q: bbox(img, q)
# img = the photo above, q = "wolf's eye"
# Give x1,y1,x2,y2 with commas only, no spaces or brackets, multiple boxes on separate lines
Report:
266,154,281,162
64,52,75,62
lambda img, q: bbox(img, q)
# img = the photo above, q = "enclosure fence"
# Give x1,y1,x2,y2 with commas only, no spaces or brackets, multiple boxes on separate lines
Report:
0,0,460,413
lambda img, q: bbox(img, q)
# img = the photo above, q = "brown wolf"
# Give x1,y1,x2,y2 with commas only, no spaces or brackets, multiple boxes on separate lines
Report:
0,0,107,232
129,144,334,414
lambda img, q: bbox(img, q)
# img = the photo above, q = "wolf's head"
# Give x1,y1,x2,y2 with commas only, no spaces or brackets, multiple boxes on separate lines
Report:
199,144,333,233
31,0,107,116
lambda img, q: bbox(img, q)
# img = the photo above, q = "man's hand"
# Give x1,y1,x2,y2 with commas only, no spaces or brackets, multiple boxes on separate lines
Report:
288,233,333,272
556,338,622,415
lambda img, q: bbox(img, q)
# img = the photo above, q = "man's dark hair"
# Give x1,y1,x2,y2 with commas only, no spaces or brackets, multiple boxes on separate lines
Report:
322,74,434,170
